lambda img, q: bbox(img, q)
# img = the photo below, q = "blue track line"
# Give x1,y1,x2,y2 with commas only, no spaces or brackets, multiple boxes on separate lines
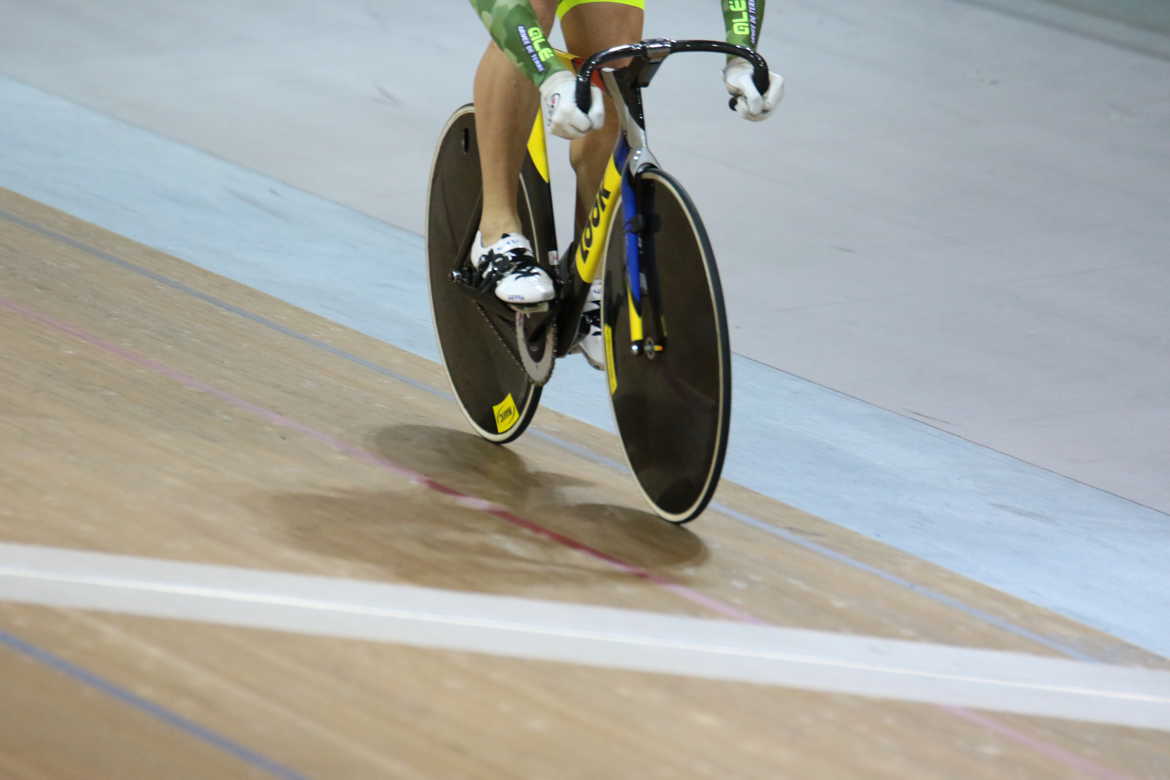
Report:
0,629,308,779
0,207,1105,665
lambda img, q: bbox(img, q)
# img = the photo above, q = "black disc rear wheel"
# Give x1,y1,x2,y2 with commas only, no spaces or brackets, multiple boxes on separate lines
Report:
426,104,555,443
602,169,732,523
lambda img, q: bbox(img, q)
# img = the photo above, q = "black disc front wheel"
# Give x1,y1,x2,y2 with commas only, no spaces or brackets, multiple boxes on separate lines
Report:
602,169,732,523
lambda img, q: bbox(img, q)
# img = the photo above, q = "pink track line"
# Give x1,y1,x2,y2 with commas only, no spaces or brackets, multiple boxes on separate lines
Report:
0,294,1128,778
944,707,1129,780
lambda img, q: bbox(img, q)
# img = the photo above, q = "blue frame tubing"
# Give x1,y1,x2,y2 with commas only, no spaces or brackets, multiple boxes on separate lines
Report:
616,136,642,308
613,135,641,306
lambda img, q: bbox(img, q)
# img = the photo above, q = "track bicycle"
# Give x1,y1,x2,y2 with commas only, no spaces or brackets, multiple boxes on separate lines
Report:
427,39,773,523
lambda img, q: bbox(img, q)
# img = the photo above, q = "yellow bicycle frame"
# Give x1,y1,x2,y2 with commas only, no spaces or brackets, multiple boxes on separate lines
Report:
525,52,647,394
526,51,626,289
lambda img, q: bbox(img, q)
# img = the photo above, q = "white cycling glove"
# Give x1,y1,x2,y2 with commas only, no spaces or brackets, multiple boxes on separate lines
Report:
539,70,604,140
723,59,785,122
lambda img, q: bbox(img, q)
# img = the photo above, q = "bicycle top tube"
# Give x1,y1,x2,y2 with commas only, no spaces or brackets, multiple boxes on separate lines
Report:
574,39,770,115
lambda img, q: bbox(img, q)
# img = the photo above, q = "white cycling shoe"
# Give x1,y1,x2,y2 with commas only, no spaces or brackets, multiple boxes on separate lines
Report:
471,232,555,304
573,280,604,370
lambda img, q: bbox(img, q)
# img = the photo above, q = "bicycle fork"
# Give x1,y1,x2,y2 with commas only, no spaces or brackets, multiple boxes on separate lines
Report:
607,69,667,363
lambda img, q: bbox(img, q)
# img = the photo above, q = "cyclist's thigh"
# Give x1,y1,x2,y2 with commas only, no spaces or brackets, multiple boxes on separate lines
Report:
559,0,644,53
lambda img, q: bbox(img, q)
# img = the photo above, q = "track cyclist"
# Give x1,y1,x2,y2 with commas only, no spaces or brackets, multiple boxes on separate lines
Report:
468,0,784,368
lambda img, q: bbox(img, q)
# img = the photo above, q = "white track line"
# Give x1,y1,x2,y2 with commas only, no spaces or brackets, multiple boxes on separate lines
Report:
1,543,1167,731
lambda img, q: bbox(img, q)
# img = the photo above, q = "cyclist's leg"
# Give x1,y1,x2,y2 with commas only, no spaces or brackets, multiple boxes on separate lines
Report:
561,1,645,236
560,2,643,367
473,1,557,246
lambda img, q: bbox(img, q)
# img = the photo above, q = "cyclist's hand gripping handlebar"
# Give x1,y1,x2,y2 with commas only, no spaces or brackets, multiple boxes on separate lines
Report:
541,70,604,140
724,57,784,120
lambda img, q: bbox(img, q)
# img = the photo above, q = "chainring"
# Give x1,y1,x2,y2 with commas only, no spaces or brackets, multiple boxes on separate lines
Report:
515,308,556,386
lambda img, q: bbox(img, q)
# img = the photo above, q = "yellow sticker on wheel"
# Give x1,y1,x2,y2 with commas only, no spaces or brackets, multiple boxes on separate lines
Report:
493,393,520,433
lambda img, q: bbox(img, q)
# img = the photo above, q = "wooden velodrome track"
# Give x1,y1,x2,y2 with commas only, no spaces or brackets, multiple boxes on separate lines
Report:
1,186,1167,778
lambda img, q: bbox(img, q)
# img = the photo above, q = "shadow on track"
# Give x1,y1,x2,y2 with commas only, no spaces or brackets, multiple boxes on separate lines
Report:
258,425,708,594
